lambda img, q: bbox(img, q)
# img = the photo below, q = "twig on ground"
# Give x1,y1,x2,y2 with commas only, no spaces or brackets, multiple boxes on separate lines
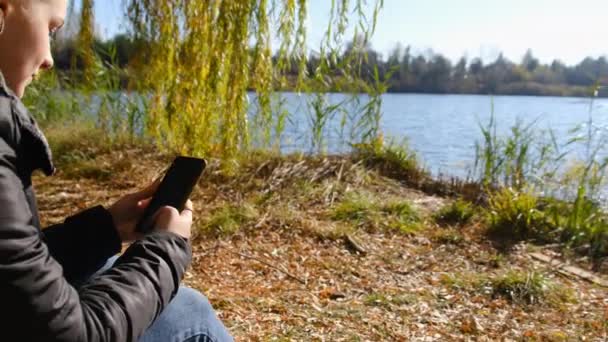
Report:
254,212,269,229
530,252,608,287
344,234,367,255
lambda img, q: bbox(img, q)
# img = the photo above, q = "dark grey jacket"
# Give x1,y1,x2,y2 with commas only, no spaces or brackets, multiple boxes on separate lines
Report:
0,73,192,341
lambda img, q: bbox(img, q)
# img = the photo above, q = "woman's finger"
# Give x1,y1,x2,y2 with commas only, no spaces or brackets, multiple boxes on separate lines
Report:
137,197,152,210
184,199,193,211
135,179,161,199
180,207,193,219
181,200,194,218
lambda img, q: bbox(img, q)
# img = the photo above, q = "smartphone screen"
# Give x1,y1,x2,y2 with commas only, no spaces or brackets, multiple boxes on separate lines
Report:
136,156,206,233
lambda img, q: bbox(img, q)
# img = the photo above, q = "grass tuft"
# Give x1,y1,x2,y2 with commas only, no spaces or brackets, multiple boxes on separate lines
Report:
442,270,575,306
45,120,109,164
201,203,259,236
488,271,575,306
434,199,475,226
364,293,417,308
353,141,427,186
432,229,465,245
43,120,148,180
383,200,421,234
486,188,547,241
331,193,421,234
332,193,377,223
486,188,608,258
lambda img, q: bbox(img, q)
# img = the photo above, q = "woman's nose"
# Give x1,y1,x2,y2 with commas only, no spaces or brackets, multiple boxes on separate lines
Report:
41,43,54,71
41,56,54,70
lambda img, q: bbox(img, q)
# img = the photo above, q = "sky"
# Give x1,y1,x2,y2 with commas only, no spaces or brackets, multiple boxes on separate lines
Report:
94,0,608,66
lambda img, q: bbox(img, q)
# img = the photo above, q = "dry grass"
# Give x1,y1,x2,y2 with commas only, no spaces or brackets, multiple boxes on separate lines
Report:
33,147,608,341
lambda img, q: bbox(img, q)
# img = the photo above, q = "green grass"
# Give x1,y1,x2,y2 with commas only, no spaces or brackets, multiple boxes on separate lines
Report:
44,120,108,163
475,113,540,190
382,201,421,234
542,196,608,258
488,271,575,306
40,119,137,180
363,292,417,308
61,159,124,181
23,71,84,125
353,141,426,186
434,199,475,226
441,270,575,306
332,193,377,223
486,188,548,241
475,110,608,259
42,119,149,180
486,187,608,258
489,271,549,305
485,253,506,269
432,229,465,245
44,119,148,163
201,203,259,236
331,193,420,234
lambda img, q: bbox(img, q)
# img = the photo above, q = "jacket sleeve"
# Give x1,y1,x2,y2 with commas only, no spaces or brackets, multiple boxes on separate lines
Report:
0,141,192,341
42,205,123,286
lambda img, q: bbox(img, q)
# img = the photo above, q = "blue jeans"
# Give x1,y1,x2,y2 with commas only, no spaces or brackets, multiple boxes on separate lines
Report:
93,256,234,342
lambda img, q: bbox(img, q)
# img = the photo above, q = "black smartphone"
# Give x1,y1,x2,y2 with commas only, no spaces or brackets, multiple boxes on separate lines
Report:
136,156,207,234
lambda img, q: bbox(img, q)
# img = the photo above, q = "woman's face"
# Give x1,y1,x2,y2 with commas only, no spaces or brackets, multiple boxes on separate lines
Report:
0,0,66,98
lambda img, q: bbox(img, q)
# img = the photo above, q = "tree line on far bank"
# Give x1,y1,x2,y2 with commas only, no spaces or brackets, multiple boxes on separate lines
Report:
54,34,608,97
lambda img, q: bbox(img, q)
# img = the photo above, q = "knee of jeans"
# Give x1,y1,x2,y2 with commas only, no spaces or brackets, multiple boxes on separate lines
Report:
172,287,234,341
173,287,227,327
139,287,234,342
177,287,214,314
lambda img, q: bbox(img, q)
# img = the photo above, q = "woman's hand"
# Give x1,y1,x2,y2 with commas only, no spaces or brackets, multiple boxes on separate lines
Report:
152,200,194,239
107,179,160,242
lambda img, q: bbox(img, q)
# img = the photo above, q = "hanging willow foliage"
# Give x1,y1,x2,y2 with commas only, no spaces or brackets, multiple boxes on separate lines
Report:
74,0,96,86
124,0,383,161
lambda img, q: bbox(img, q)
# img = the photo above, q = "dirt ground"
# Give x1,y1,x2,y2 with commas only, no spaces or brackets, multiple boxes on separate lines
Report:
33,149,608,341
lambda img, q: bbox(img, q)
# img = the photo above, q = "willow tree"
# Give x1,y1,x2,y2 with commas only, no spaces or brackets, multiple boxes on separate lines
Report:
74,0,96,86
124,0,383,160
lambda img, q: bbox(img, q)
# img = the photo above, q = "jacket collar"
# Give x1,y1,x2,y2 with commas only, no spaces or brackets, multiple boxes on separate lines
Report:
0,71,55,176
0,71,16,98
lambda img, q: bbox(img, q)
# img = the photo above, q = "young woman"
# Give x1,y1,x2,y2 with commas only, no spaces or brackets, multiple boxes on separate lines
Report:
0,0,232,341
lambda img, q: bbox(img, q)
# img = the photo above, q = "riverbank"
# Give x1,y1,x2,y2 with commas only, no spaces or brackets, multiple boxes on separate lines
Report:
33,133,607,340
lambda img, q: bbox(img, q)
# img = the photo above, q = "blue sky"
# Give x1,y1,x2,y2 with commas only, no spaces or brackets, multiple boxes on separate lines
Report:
94,0,608,66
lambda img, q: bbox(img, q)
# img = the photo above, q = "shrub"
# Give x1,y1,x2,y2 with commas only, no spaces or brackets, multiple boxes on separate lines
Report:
486,188,548,240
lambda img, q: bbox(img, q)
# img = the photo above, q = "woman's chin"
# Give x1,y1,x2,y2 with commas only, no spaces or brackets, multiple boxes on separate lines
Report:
15,82,27,98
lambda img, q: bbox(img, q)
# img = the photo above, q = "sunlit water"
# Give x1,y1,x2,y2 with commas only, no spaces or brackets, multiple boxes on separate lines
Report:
260,93,608,180
89,91,608,198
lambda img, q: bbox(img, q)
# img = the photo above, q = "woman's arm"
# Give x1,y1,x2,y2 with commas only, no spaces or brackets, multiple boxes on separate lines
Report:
0,141,192,341
42,178,162,285
42,206,122,286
